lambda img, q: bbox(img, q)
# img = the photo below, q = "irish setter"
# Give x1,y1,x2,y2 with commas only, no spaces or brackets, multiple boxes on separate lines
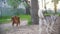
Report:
12,16,20,26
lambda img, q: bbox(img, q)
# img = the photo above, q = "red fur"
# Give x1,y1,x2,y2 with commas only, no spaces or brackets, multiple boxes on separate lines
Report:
12,16,20,26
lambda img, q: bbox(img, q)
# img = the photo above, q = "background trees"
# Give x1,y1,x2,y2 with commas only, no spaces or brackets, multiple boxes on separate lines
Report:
52,0,60,14
7,0,28,15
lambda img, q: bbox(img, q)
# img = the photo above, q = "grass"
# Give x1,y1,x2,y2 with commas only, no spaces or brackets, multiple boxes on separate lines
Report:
19,15,32,25
44,11,60,16
28,20,32,25
19,15,31,20
44,13,60,16
0,15,32,25
0,16,11,24
0,19,10,24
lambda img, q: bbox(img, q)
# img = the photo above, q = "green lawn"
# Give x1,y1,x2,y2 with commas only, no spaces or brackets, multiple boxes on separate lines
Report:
20,15,31,20
0,16,11,24
20,15,32,25
44,13,60,16
0,15,32,25
0,19,10,24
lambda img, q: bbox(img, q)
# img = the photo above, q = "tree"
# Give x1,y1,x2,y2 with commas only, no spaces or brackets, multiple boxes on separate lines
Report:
7,0,28,15
30,0,39,24
23,0,30,14
52,0,60,14
7,0,21,16
7,0,21,9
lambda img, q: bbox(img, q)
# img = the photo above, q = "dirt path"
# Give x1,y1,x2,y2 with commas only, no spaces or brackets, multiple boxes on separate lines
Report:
0,20,38,34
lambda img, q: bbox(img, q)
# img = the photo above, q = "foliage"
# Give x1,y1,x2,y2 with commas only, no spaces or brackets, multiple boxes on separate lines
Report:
22,1,29,8
7,0,21,8
7,0,29,15
7,0,29,9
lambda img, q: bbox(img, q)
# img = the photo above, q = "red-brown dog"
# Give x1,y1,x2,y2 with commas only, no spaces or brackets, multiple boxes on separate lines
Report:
12,16,20,26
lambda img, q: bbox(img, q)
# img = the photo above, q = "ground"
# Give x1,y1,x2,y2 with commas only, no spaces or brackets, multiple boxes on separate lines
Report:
0,20,39,34
0,16,60,34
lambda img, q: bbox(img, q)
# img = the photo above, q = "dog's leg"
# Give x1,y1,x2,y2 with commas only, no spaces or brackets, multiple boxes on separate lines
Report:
16,23,18,27
12,22,14,26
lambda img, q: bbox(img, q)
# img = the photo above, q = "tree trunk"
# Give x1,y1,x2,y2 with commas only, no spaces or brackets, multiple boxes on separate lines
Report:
26,7,30,14
30,0,39,24
24,0,30,15
54,2,57,14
